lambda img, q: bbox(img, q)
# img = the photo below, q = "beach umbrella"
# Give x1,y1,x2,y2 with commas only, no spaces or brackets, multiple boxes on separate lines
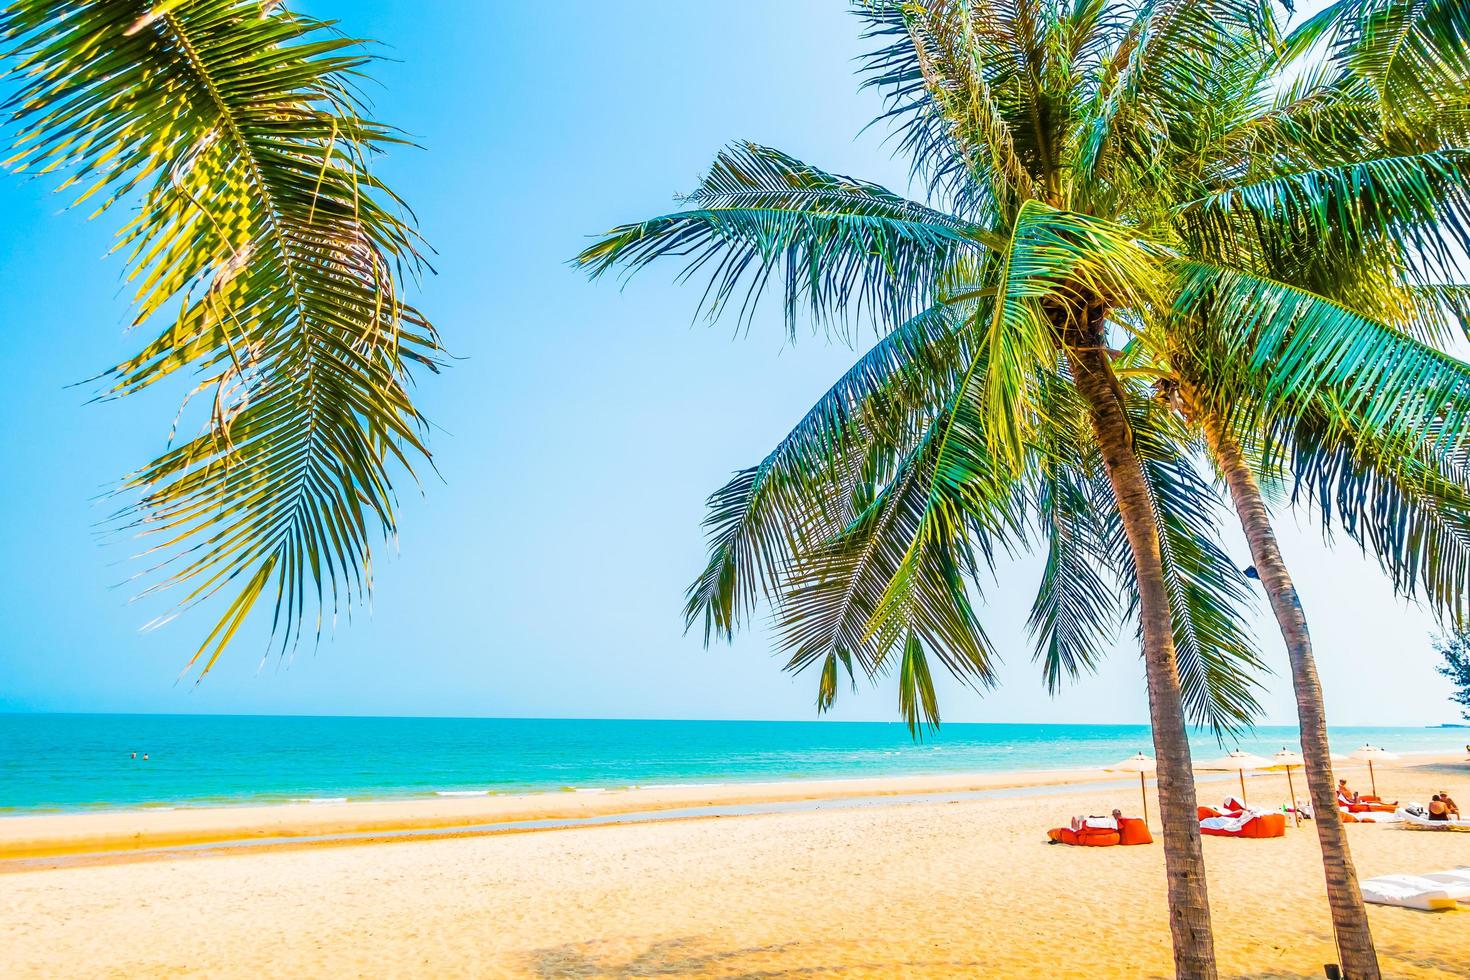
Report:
1269,748,1305,826
1345,745,1399,798
1199,750,1274,805
1106,752,1156,825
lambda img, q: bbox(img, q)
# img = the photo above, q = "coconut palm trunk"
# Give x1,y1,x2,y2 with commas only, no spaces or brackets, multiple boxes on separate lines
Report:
1197,404,1381,980
1069,309,1216,979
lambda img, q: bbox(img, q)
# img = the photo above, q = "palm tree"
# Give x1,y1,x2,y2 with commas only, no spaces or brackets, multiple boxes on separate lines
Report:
0,1,439,673
1163,3,1470,970
579,2,1470,976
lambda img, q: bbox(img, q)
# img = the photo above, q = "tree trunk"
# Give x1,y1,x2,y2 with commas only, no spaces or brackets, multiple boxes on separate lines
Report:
1067,318,1217,979
1197,403,1381,980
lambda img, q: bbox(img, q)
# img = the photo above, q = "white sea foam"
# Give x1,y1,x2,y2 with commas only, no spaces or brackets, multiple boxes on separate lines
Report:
434,790,490,797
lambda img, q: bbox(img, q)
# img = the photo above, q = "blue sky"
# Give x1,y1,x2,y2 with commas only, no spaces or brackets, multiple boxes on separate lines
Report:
0,1,1457,726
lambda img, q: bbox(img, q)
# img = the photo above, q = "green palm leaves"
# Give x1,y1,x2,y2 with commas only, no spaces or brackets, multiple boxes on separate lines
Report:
1,1,438,673
578,0,1470,737
578,142,996,333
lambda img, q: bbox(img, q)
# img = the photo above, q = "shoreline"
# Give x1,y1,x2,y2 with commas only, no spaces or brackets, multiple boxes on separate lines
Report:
5,751,1463,863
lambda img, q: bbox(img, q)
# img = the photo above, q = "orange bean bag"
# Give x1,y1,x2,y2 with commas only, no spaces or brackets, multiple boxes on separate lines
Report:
1047,823,1131,846
1118,817,1153,846
1200,812,1286,838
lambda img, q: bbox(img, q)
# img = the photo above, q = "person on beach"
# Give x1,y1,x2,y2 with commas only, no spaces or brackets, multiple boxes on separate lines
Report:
1429,796,1449,820
1441,791,1460,818
1337,778,1359,804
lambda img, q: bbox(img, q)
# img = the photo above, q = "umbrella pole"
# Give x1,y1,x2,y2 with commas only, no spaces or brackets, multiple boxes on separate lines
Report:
1140,771,1148,827
1369,759,1377,798
1287,768,1299,827
1239,769,1247,805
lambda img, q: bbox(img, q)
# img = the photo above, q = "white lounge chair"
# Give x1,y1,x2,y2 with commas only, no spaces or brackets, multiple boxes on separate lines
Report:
1420,868,1470,903
1359,874,1460,911
1400,811,1470,831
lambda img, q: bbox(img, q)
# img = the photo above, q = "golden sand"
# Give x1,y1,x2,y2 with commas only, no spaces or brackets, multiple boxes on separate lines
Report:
3,759,1468,978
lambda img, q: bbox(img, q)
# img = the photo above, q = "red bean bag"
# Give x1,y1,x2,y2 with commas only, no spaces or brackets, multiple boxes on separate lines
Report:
1200,812,1286,838
1048,827,1079,845
1118,817,1153,846
1241,813,1287,838
1047,822,1127,846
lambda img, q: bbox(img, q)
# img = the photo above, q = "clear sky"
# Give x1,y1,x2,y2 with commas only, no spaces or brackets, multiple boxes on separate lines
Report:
0,1,1458,727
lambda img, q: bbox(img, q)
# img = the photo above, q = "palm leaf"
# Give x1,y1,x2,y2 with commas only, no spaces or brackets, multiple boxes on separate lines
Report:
1,0,438,674
575,141,996,333
686,299,974,643
1101,387,1267,736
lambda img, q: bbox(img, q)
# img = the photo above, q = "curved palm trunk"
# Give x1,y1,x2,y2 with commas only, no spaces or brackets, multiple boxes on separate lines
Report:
1197,407,1381,980
1068,316,1217,979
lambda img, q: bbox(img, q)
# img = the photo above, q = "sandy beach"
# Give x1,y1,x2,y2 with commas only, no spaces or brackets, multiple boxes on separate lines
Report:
4,757,1469,978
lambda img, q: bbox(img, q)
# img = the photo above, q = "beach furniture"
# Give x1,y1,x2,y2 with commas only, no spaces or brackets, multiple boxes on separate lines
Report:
1197,802,1286,838
1400,811,1470,831
1419,869,1470,902
1359,874,1460,911
1046,815,1152,846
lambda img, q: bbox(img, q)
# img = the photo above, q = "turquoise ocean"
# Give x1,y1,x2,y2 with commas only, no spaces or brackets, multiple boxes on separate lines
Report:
1,714,1465,814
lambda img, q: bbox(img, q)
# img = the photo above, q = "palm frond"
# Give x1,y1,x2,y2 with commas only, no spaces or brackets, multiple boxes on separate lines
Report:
1178,150,1470,280
1103,388,1267,737
575,141,994,334
685,300,973,643
1176,262,1470,451
1027,373,1118,691
1278,401,1470,625
1,0,437,674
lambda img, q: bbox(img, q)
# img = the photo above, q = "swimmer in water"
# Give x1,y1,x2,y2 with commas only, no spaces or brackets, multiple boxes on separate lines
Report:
142,753,149,761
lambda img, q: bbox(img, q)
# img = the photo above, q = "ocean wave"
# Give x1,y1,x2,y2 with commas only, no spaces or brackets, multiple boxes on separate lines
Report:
434,790,490,797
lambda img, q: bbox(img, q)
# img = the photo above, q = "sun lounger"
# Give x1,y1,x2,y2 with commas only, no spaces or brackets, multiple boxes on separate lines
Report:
1418,869,1470,903
1359,874,1460,911
1400,812,1470,831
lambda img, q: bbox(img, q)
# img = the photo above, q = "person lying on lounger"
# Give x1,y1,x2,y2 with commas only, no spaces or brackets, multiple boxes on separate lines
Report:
1337,779,1360,804
1429,796,1450,821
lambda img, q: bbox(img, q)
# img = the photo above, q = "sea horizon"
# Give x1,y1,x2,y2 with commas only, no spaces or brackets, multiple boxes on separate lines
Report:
4,713,1464,815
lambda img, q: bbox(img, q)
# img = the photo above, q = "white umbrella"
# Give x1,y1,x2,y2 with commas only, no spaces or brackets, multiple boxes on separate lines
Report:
1345,745,1399,798
1269,748,1305,826
1106,752,1156,825
1200,750,1274,805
